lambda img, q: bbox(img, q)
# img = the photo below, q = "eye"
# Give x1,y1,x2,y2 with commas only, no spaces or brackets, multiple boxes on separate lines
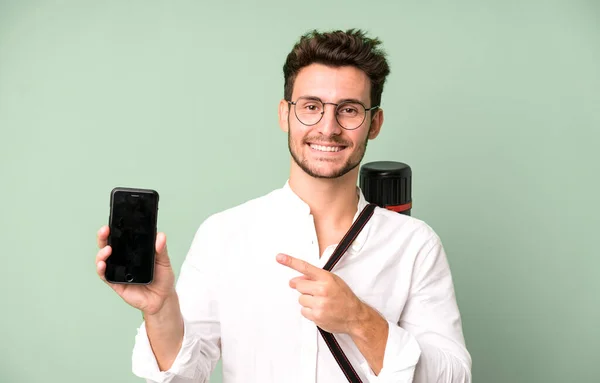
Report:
298,101,322,113
338,104,360,116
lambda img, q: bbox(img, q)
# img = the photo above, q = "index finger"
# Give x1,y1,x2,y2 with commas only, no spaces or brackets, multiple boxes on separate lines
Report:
97,225,109,249
276,253,324,279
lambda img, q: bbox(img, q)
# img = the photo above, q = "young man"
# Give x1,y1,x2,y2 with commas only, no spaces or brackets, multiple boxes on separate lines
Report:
95,29,472,383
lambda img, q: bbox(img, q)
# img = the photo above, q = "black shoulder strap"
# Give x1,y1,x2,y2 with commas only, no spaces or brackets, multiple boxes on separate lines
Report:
318,202,377,383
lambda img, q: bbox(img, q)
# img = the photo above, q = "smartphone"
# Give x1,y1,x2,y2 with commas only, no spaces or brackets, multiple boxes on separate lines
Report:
106,187,159,284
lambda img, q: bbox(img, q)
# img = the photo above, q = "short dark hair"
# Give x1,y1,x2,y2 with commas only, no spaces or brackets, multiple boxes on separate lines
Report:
283,28,390,107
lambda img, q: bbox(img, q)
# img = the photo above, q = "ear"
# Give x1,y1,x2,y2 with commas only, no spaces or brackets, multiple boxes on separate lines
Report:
279,99,290,133
367,108,384,139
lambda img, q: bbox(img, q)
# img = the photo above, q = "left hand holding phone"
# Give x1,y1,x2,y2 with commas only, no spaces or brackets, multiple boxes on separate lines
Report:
95,226,176,316
96,226,187,371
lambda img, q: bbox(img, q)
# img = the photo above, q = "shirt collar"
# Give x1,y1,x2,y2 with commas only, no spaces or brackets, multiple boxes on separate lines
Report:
279,180,373,253
280,180,312,215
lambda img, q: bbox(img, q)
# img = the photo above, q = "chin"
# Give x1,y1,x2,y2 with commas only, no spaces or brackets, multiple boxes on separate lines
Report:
300,160,359,180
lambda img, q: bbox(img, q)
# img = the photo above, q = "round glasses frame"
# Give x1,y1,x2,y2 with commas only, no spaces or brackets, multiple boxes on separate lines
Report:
287,97,379,130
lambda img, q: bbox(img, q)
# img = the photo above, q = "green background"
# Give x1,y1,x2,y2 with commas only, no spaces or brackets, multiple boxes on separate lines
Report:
1,0,598,382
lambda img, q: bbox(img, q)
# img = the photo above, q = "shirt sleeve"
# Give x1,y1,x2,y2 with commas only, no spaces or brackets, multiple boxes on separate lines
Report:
361,235,472,383
131,215,223,383
359,320,421,382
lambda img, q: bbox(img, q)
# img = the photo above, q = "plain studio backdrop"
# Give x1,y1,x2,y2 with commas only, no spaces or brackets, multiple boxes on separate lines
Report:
0,1,598,382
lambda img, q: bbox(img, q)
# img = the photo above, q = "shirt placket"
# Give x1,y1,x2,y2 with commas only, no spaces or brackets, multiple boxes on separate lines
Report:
299,213,326,383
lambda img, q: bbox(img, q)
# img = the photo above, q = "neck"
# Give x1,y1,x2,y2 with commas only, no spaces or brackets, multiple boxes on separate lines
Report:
288,162,360,225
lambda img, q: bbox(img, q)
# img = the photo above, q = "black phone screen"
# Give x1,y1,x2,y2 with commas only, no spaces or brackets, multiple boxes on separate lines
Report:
106,188,159,284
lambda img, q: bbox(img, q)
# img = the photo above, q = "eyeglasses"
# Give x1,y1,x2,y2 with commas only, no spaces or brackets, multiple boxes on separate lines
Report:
287,96,379,130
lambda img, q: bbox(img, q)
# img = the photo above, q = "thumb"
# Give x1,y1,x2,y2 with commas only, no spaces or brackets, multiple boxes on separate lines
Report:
155,232,170,266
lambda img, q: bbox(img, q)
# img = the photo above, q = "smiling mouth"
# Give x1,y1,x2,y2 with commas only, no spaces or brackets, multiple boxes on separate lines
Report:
308,143,347,152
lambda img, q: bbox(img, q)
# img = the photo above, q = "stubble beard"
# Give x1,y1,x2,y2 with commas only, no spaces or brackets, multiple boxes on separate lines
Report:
287,121,370,179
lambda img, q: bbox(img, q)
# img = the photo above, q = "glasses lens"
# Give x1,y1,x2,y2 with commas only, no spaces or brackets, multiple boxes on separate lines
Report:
295,98,323,125
336,102,366,130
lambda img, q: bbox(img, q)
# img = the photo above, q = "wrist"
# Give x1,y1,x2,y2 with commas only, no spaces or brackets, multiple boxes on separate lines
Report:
348,302,389,376
348,301,373,339
349,301,383,340
142,292,185,372
144,292,180,321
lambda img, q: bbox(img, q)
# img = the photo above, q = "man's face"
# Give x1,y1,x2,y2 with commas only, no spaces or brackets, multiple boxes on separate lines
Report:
279,63,383,179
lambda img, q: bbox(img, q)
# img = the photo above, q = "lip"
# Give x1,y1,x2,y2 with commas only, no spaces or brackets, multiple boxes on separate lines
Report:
306,143,347,154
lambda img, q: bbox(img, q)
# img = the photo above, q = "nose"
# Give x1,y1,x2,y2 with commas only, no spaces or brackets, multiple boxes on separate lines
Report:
317,104,342,136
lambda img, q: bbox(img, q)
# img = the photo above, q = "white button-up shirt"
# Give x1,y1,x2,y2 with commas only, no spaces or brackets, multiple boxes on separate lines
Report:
131,182,472,383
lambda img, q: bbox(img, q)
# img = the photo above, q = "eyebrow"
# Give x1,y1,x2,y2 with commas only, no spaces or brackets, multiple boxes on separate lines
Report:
300,95,367,105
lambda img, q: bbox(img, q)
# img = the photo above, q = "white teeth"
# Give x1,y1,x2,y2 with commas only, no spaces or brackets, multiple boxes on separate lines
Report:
310,144,343,152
